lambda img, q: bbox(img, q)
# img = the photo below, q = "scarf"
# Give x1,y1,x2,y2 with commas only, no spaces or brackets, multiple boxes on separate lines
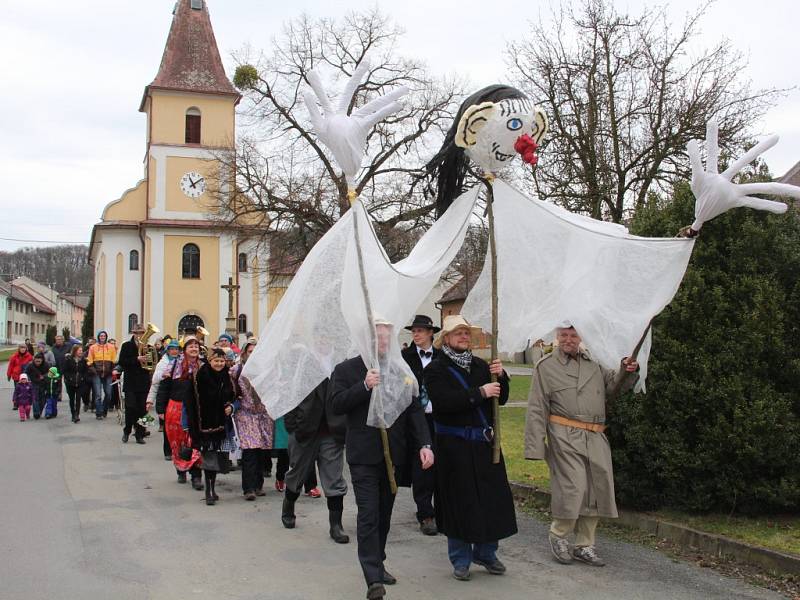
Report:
171,354,200,380
442,344,473,372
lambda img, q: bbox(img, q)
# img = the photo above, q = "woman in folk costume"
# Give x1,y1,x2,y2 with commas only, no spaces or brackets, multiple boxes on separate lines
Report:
231,338,274,500
185,348,235,506
146,339,182,461
423,315,515,581
156,336,203,489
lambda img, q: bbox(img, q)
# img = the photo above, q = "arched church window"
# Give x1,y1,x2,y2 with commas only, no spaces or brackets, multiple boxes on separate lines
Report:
128,313,138,333
182,243,200,279
237,313,247,333
129,249,139,271
238,252,248,272
185,107,201,144
178,314,204,335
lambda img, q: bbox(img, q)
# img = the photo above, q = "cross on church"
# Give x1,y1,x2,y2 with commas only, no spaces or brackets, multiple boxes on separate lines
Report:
221,277,240,318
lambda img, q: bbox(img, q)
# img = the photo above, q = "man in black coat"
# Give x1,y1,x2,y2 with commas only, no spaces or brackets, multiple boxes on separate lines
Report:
117,324,152,444
331,321,434,600
401,315,440,536
423,314,516,582
282,376,350,544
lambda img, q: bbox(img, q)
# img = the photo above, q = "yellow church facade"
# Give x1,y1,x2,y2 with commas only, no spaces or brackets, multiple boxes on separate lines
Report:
89,0,269,342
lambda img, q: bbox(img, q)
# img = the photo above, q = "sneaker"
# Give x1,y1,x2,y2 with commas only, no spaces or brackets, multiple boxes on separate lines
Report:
572,545,605,567
452,567,471,581
419,517,438,536
549,534,573,565
244,491,256,501
275,480,286,492
305,487,322,498
472,557,506,574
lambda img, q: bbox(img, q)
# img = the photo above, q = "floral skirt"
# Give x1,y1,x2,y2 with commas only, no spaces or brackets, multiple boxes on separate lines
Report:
165,400,201,472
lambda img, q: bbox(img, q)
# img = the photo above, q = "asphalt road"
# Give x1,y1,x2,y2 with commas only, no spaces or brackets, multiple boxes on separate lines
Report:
0,366,784,600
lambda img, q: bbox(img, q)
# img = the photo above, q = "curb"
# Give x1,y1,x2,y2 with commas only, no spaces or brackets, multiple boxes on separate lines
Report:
510,482,800,576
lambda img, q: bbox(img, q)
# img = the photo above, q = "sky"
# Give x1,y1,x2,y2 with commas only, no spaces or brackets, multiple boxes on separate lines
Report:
0,0,798,251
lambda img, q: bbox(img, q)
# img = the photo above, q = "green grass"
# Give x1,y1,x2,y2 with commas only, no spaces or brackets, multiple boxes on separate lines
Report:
500,405,800,556
508,375,530,402
651,510,800,556
0,349,14,361
500,406,550,489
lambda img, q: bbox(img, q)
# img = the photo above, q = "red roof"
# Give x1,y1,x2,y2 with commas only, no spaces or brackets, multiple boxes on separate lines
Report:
140,0,238,110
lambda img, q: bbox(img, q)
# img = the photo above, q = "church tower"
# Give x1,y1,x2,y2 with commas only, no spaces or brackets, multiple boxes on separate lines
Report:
89,0,268,341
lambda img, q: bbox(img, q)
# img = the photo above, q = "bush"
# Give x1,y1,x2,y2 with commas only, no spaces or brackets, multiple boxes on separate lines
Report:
607,182,800,515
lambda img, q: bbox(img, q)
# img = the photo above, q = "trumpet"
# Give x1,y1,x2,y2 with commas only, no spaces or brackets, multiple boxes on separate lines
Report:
139,322,160,372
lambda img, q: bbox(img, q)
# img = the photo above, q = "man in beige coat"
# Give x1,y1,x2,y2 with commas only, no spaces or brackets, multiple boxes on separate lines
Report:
525,323,638,567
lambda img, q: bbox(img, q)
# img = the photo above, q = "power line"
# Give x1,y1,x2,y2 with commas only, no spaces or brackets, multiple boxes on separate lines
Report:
0,236,91,245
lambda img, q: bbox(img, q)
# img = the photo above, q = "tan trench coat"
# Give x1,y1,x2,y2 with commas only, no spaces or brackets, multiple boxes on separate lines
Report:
524,348,636,520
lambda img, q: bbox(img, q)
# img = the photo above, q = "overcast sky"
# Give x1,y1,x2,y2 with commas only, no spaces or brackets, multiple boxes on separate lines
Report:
1,0,798,251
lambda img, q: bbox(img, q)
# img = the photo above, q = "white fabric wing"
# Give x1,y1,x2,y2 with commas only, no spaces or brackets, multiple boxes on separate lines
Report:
243,188,478,426
462,181,695,391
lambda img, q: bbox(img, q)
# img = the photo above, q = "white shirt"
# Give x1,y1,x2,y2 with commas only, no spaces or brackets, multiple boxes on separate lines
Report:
416,344,434,413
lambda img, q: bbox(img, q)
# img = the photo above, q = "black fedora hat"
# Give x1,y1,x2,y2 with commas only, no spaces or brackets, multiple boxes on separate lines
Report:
404,314,441,333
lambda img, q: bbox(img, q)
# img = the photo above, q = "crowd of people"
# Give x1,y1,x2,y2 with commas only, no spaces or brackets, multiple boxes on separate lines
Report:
5,314,638,600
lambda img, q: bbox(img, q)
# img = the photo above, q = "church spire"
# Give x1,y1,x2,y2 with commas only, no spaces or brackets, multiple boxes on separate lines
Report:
140,0,238,110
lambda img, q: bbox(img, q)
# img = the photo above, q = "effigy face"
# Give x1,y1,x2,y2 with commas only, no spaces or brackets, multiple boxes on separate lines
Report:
456,96,548,173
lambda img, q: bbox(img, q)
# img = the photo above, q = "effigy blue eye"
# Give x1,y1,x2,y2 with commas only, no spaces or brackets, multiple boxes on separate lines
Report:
507,118,523,130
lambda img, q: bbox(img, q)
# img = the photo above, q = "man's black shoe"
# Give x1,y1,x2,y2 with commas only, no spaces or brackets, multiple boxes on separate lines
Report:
472,557,506,575
381,571,396,585
122,433,129,443
135,438,146,445
366,583,385,599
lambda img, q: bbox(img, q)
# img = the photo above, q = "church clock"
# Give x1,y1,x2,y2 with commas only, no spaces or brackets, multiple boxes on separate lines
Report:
180,171,206,198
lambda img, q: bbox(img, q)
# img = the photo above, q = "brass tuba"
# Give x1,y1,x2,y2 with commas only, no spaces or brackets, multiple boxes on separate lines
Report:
139,323,160,372
196,325,210,358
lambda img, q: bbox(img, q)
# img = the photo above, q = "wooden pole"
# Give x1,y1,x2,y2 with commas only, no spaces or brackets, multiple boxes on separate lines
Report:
351,197,398,494
607,317,653,402
484,179,502,464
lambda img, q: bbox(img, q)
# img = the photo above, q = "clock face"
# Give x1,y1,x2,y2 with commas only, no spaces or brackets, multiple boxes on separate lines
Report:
180,171,206,198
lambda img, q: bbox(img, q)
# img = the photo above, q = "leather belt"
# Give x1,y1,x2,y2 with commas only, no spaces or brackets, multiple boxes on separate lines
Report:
549,414,606,433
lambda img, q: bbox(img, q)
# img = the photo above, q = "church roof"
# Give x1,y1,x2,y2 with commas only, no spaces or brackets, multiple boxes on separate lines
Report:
140,0,238,110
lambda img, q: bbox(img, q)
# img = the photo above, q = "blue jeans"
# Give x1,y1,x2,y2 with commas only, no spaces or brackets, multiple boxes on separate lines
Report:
447,537,498,570
92,375,112,416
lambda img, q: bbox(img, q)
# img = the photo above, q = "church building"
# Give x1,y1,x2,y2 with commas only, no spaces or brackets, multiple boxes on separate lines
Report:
89,0,268,342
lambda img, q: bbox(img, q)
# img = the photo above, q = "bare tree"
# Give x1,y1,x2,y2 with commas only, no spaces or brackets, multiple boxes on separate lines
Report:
211,9,464,274
507,0,783,222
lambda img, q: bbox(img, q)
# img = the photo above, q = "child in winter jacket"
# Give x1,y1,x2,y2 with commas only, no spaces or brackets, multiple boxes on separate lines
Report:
25,354,48,419
13,373,34,421
45,367,61,419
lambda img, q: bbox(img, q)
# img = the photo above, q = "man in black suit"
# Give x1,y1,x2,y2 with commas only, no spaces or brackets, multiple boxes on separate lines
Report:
331,320,434,600
401,315,440,536
117,324,152,444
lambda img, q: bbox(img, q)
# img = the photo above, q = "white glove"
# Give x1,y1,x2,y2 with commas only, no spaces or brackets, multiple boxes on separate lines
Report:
304,62,408,187
687,121,800,232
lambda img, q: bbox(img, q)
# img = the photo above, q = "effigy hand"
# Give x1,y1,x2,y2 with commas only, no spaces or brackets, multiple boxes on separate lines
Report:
304,62,408,187
686,121,800,234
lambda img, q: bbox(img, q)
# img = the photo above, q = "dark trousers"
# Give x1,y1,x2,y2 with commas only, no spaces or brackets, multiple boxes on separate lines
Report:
412,413,436,522
123,390,147,440
272,449,290,481
350,462,398,586
32,386,46,418
161,417,171,458
242,448,267,493
66,387,81,419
